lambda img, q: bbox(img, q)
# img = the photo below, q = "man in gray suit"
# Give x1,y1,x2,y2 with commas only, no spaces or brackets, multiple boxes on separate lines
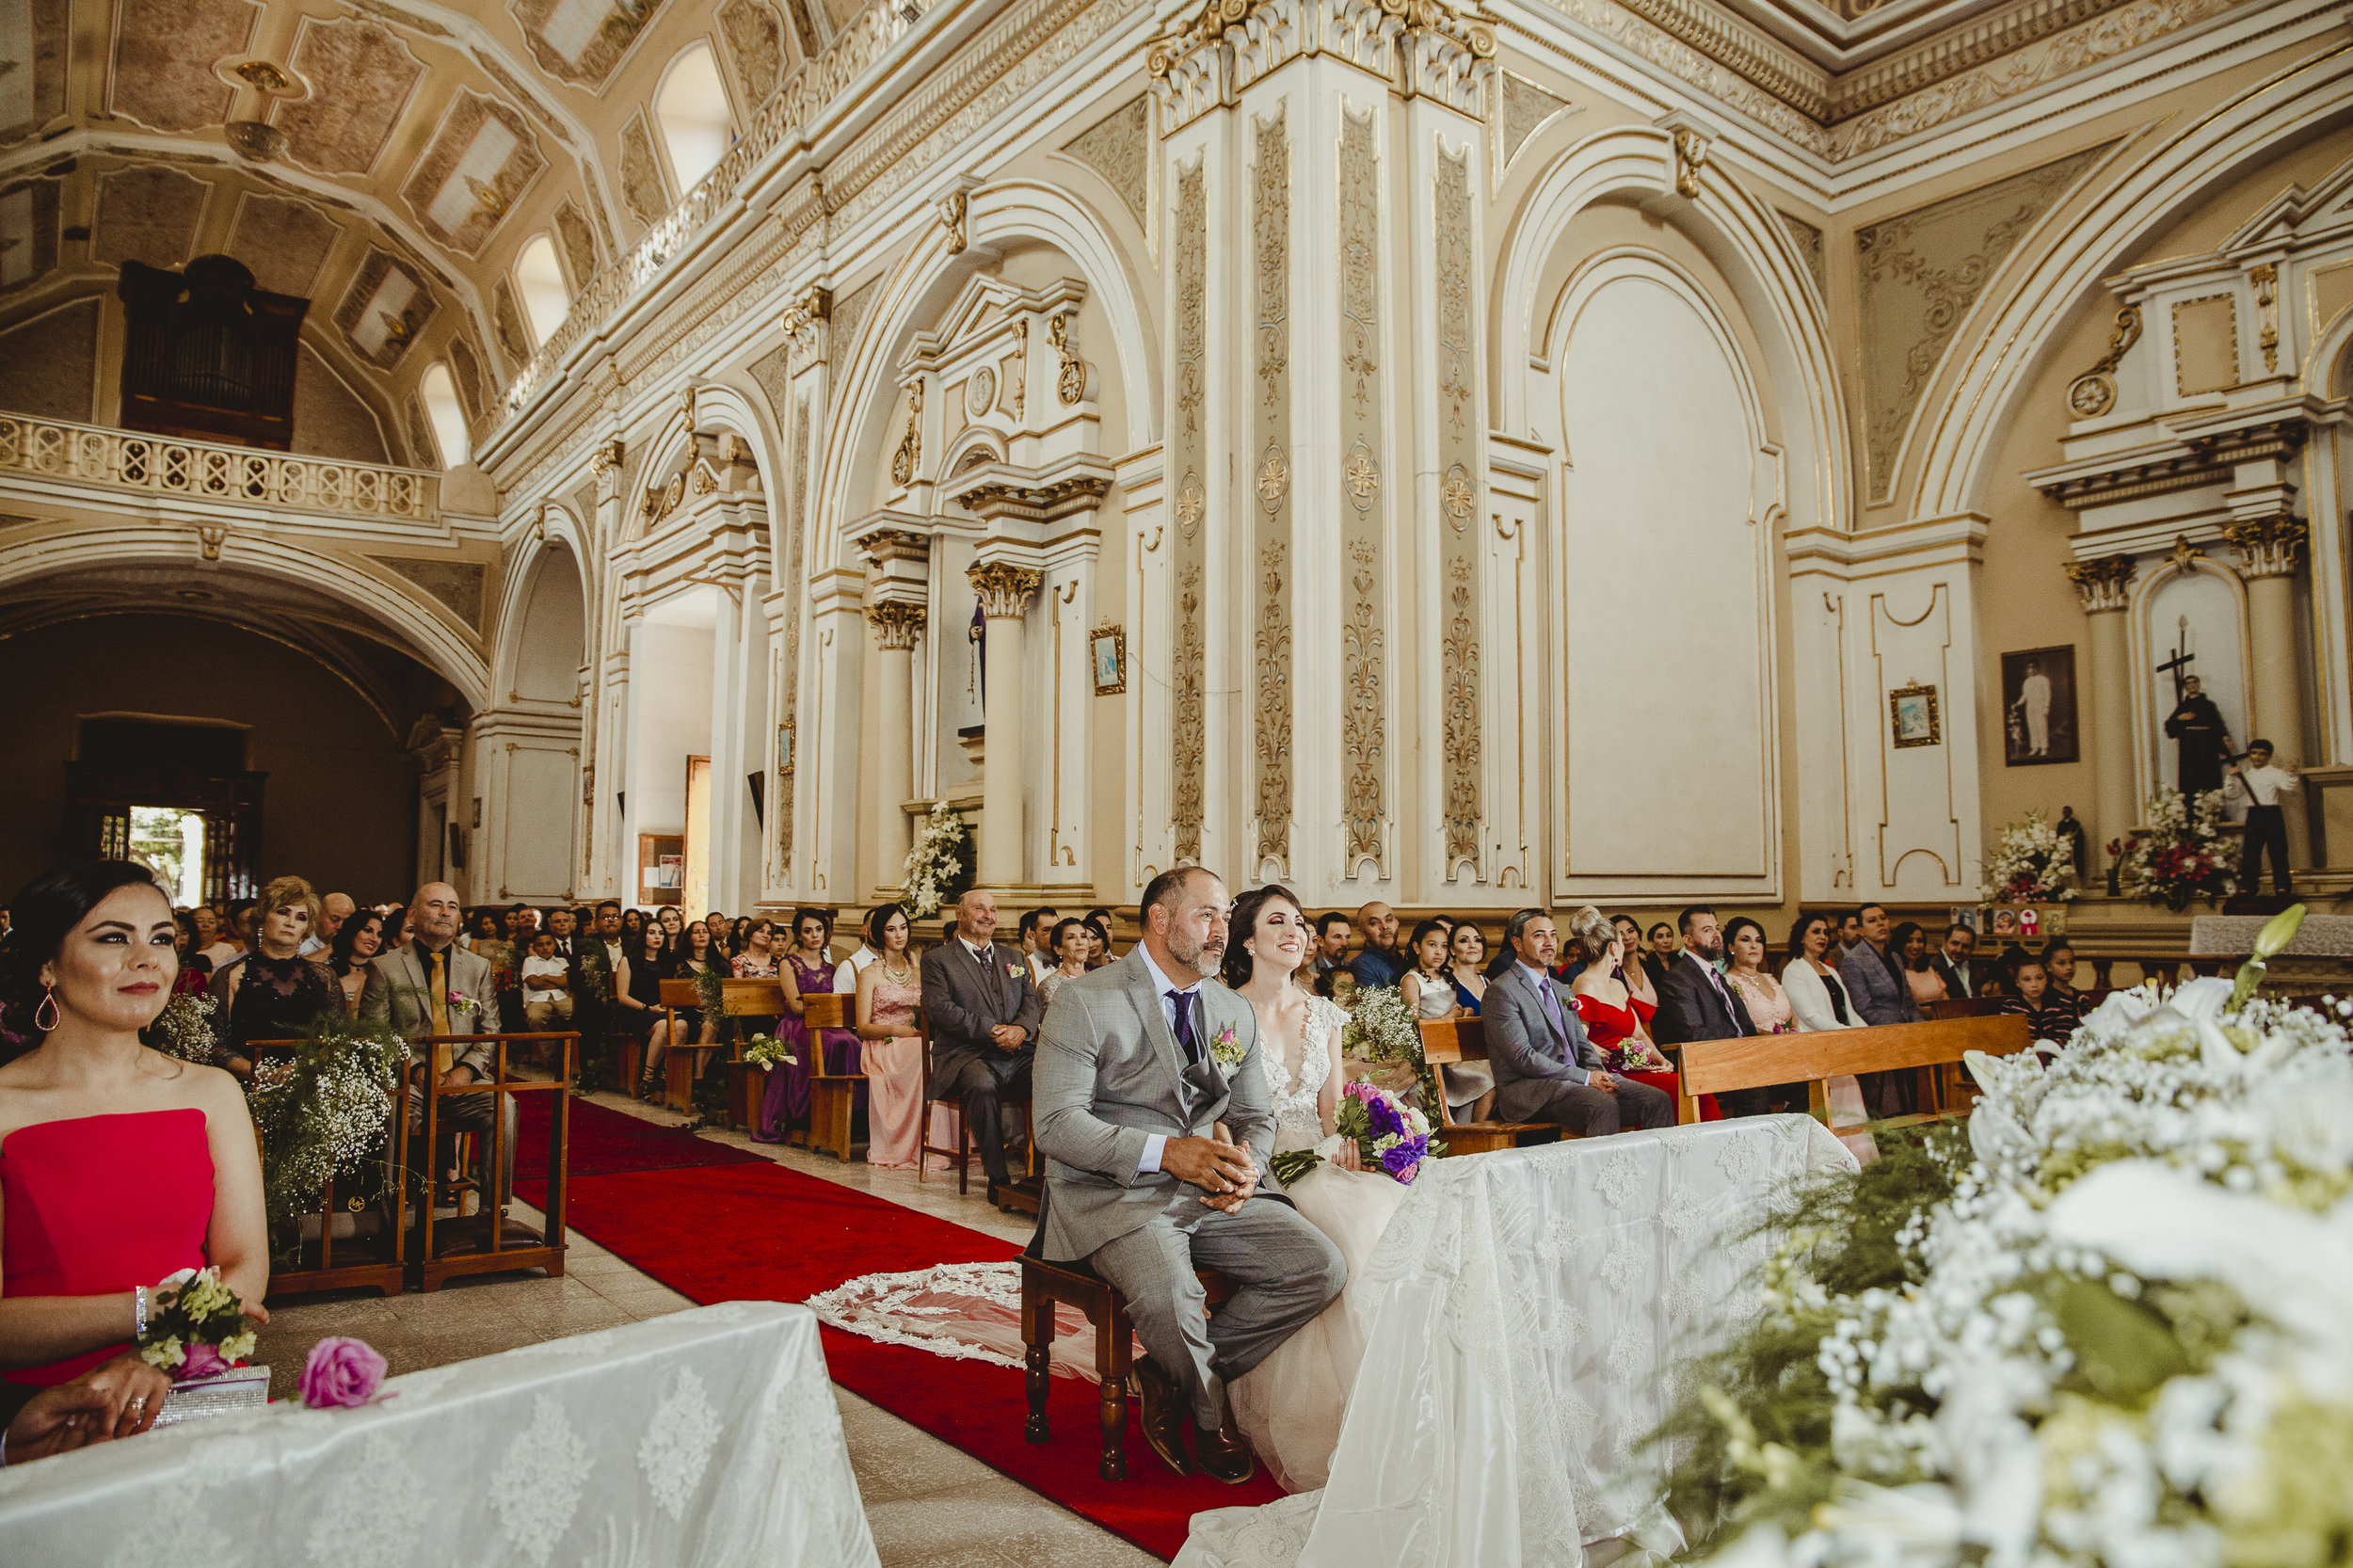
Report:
360,881,516,1211
1033,867,1346,1484
921,888,1045,1191
1838,903,1920,1028
1485,908,1674,1134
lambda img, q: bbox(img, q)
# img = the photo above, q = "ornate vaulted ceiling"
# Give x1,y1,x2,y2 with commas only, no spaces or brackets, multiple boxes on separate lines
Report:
0,0,828,462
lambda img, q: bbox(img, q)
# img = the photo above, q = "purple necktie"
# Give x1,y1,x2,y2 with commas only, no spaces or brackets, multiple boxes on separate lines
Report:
1170,989,1203,1066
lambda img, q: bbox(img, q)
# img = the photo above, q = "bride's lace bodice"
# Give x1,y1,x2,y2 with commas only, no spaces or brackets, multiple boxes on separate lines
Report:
1261,996,1346,1151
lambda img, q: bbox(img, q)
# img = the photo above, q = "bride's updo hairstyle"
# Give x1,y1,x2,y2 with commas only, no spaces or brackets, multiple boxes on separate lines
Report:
1221,884,1306,990
0,860,175,1050
1565,905,1618,967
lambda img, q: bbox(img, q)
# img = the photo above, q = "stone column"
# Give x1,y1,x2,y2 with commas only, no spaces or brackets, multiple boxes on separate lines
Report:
2067,553,2137,872
968,561,1043,887
2227,516,2309,754
866,602,926,888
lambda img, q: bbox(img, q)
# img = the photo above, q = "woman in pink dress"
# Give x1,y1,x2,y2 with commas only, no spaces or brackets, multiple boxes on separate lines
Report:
0,861,268,1438
853,906,925,1169
1723,917,1796,1033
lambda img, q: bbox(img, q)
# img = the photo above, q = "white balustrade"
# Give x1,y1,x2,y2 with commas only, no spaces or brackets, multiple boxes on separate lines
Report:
0,413,436,521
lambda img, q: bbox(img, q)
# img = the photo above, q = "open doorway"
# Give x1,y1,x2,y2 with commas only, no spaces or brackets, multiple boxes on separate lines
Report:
128,807,207,905
682,756,712,921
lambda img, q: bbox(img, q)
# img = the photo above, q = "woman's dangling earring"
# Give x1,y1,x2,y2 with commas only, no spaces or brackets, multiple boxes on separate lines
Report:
33,985,59,1032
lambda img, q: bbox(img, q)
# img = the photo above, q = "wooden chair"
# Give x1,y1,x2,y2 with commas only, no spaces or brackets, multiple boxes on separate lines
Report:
1019,1187,1238,1481
1417,1016,1565,1156
799,991,865,1162
1677,1014,2033,1133
918,1028,974,1192
250,1037,407,1301
1927,997,2003,1020
718,978,792,1132
653,978,719,1113
414,1032,577,1292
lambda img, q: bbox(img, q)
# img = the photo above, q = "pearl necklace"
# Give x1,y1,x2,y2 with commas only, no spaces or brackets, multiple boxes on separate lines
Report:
881,955,915,984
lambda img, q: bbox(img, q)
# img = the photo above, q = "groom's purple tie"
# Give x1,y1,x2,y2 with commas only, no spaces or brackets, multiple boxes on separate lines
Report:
1170,989,1204,1067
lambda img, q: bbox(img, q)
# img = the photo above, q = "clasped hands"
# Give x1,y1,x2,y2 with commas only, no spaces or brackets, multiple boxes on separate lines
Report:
1161,1128,1260,1213
5,1353,171,1465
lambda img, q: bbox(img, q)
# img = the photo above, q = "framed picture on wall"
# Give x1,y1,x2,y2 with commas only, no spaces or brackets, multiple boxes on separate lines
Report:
2000,645,2078,765
636,833,684,906
1091,623,1127,695
1889,682,1941,748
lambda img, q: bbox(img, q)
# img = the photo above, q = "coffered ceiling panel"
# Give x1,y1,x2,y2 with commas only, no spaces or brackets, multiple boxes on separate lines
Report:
400,88,545,257
2,0,72,145
508,0,665,92
0,181,62,294
107,0,261,132
91,165,213,268
273,17,426,176
225,190,342,296
552,197,597,286
716,0,789,108
336,246,438,368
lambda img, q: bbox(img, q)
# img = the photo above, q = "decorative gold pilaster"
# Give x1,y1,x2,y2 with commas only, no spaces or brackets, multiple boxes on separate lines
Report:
1435,145,1481,874
2223,515,2306,579
1672,128,1707,199
2249,264,2280,376
1252,108,1292,873
1171,160,1209,866
889,381,922,487
1338,105,1386,875
776,397,813,874
2064,552,2135,613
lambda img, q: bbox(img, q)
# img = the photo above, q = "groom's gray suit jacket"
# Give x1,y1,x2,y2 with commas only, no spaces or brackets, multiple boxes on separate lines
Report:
1032,949,1278,1263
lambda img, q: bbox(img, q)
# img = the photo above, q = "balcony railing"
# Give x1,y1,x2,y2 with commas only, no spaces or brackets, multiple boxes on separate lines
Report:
0,414,436,521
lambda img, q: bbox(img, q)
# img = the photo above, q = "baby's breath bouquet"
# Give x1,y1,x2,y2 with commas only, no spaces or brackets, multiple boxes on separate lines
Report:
1342,985,1442,1113
146,992,217,1063
1978,807,2076,902
245,1013,410,1256
138,1266,257,1380
899,802,972,920
1657,909,2353,1568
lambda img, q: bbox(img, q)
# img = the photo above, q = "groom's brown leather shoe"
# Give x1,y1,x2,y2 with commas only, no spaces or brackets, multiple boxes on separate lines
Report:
1194,1419,1257,1485
1129,1357,1190,1477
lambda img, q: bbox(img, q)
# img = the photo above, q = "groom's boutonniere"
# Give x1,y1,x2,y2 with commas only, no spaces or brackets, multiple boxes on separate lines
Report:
1209,1023,1246,1066
1007,961,1022,979
445,988,474,1013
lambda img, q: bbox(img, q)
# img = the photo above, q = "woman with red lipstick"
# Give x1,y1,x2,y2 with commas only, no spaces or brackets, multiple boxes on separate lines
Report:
0,861,268,1435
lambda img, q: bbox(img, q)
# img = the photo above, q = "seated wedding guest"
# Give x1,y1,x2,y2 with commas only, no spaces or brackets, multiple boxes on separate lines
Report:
199,898,253,968
1836,911,1866,956
1646,920,1679,971
1612,915,1658,1009
1038,919,1093,1006
1999,957,2081,1045
502,904,537,952
299,892,352,958
1308,912,1352,995
1722,917,1794,1034
520,930,574,1034
459,909,503,953
169,912,211,999
920,889,1041,1189
544,905,578,959
1892,922,1948,1010
1932,923,1981,1000
327,906,387,1016
1656,905,1782,1117
1486,908,1673,1134
728,917,756,961
186,904,219,957
4,1359,174,1464
761,910,860,1139
646,921,723,1091
1084,915,1115,970
376,904,408,951
1349,902,1404,990
1839,904,1921,1028
1018,908,1059,985
1781,914,1860,1032
656,906,685,947
0,861,268,1422
835,909,883,994
1398,920,1459,1023
1449,922,1490,1014
1564,906,1687,1116
615,926,666,1099
2041,940,2091,1018
206,876,341,1081
854,905,926,1170
620,910,648,957
360,883,514,1215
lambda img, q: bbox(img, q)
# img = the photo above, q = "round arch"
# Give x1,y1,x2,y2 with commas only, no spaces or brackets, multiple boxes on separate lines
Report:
1912,47,2353,518
1493,124,1848,535
0,524,490,710
492,535,589,705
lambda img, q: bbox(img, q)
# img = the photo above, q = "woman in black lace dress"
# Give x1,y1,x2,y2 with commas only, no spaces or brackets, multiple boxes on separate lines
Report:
207,876,343,1080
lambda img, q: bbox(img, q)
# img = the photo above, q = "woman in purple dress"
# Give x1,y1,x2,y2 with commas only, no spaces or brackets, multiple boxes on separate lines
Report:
755,909,862,1141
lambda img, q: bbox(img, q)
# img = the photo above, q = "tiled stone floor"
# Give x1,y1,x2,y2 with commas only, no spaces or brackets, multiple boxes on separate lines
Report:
252,1093,1159,1567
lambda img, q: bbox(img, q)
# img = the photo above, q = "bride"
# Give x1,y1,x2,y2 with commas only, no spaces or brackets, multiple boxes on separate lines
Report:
1220,884,1410,1492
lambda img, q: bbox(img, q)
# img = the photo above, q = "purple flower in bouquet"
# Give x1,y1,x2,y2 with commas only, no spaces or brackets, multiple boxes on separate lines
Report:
300,1336,389,1408
177,1342,230,1381
1380,1142,1423,1182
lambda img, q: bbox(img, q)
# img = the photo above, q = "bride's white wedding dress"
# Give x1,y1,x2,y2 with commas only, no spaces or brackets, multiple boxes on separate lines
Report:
1229,995,1410,1493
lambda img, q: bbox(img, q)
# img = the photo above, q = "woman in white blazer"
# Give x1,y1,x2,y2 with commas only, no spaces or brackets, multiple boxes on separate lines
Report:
1780,912,1876,1159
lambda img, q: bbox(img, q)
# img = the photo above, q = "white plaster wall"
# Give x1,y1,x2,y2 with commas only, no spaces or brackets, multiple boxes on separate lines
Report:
630,621,716,837
511,552,587,703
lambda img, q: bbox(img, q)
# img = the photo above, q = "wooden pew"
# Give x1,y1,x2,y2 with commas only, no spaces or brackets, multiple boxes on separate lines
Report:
654,978,725,1114
1417,1016,1565,1156
1677,1014,2033,1132
716,978,789,1132
799,991,865,1162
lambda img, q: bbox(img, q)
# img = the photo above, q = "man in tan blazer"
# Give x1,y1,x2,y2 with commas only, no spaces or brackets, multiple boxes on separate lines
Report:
360,882,515,1211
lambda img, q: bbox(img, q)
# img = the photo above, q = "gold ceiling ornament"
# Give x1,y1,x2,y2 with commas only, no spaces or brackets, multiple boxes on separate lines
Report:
233,60,294,92
1149,0,1494,77
2062,552,2134,612
939,189,968,256
590,438,625,475
467,175,511,219
889,380,923,487
2065,304,2140,420
222,120,287,164
2167,535,2204,576
1672,128,1707,198
778,284,832,341
2249,263,2280,376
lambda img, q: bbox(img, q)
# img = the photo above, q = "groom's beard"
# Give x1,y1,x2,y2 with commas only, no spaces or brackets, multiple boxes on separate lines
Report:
1167,929,1225,980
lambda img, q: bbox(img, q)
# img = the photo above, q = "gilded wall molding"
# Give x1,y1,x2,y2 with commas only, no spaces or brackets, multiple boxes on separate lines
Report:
1253,108,1294,873
1172,159,1209,866
1061,96,1151,230
777,395,811,873
1338,105,1387,876
1434,146,1481,875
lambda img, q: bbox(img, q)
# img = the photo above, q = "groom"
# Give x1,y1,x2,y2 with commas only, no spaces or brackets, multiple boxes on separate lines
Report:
1032,866,1347,1483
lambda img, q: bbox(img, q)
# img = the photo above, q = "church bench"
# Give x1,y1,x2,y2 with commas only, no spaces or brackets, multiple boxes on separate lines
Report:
1677,1014,2032,1132
655,978,724,1114
1417,1016,1566,1156
798,991,864,1162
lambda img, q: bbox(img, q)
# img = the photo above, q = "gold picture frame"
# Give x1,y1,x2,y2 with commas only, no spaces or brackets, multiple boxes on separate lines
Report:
1091,622,1127,695
1889,682,1941,748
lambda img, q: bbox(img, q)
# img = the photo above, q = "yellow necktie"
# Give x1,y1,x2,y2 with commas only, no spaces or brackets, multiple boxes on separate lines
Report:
428,948,454,1075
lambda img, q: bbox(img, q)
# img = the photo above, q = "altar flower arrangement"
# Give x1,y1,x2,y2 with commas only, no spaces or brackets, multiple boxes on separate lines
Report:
2107,785,2233,909
138,1267,257,1379
147,992,217,1063
1655,909,2353,1568
1340,984,1444,1113
244,1013,411,1257
900,802,973,920
741,1032,796,1071
299,1336,388,1408
1978,807,2077,902
1270,1080,1443,1187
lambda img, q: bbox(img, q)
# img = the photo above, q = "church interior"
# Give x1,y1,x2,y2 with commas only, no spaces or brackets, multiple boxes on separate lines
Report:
3,0,2351,1553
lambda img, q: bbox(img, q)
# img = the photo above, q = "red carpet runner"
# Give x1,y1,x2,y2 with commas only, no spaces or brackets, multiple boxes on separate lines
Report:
528,1098,1281,1560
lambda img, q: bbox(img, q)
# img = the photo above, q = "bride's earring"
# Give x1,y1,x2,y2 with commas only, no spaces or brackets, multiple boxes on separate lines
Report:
33,984,59,1032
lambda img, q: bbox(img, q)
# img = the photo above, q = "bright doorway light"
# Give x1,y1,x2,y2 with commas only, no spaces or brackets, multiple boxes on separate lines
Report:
129,807,206,906
654,44,732,191
515,234,570,344
420,361,470,467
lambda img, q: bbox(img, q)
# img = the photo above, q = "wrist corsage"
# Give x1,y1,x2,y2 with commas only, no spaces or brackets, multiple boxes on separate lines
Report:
138,1267,256,1381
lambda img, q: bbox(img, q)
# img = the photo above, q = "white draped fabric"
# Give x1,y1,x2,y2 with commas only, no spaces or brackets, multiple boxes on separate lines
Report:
0,1302,878,1568
1179,1115,1857,1568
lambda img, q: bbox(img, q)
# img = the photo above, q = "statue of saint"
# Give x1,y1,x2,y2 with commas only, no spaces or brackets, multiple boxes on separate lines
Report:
2162,675,2232,798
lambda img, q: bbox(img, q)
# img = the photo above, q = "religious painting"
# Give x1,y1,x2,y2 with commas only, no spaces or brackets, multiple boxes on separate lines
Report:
2018,907,2041,939
1948,906,1979,934
1991,905,2018,937
1889,682,1941,748
2001,646,2078,765
1091,623,1126,695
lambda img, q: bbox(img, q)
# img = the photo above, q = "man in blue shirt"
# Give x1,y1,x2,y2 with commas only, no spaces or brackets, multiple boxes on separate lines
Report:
1347,902,1403,990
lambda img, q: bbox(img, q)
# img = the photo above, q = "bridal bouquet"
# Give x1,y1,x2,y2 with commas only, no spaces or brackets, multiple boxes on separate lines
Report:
1657,908,2353,1568
138,1266,257,1381
741,1032,796,1071
1270,1080,1443,1188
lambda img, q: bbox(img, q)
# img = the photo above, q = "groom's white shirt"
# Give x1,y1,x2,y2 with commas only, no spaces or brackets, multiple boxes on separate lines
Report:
1134,945,1207,1176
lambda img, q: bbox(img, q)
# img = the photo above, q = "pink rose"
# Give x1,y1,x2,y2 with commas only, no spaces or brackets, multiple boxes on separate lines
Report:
299,1336,388,1409
176,1343,229,1381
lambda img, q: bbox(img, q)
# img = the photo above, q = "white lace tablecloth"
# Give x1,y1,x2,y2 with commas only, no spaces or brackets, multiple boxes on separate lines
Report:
1180,1115,1856,1568
0,1302,877,1568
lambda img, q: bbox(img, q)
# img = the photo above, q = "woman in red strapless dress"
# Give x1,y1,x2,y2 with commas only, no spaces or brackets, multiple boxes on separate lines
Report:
0,862,268,1432
1563,908,1721,1121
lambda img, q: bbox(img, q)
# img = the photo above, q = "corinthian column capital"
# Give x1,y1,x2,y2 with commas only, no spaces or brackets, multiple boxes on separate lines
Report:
865,601,926,650
2222,515,2307,580
2064,553,2135,614
968,561,1043,619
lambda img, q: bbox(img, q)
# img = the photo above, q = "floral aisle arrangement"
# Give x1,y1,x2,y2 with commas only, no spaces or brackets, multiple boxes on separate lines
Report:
741,1032,797,1071
899,802,972,920
138,1266,257,1380
147,992,217,1063
244,1013,411,1256
1340,984,1443,1112
1979,808,2078,903
1270,1079,1443,1187
2108,785,2234,909
1656,910,2353,1568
